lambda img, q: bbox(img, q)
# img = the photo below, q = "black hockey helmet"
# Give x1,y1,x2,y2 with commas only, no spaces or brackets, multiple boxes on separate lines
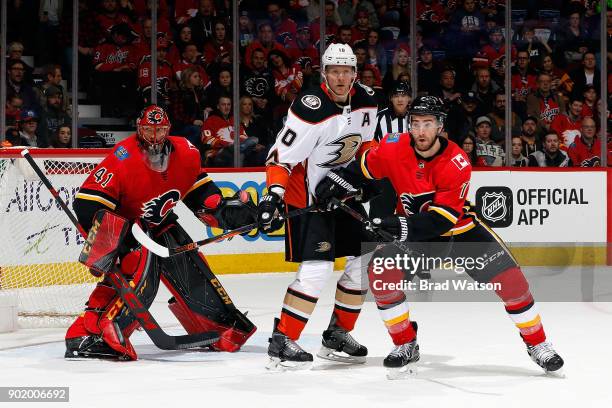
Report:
408,95,447,123
390,80,411,96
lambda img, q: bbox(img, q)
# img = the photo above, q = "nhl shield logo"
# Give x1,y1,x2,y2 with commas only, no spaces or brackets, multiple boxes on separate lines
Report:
481,192,506,222
475,187,513,228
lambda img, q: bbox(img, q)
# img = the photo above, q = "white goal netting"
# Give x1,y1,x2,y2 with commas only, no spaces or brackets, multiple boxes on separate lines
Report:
0,150,104,328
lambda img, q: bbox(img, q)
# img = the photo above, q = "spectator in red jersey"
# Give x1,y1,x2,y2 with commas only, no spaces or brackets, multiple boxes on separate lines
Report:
528,132,572,167
170,66,209,146
268,2,298,39
49,125,72,148
526,72,566,132
286,25,320,70
539,53,574,97
131,17,152,63
550,95,584,148
174,0,199,25
173,42,210,87
383,44,411,91
132,0,169,20
138,34,174,110
92,23,140,117
336,25,353,45
416,0,448,37
510,136,529,167
511,49,537,119
474,116,505,166
480,26,516,82
269,49,303,104
94,0,134,44
581,84,598,118
244,22,285,70
188,0,217,51
568,116,601,167
203,19,233,67
310,1,340,43
350,9,372,43
201,94,252,167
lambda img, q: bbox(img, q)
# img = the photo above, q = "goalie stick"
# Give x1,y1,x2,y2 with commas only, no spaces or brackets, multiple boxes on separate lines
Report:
19,149,219,350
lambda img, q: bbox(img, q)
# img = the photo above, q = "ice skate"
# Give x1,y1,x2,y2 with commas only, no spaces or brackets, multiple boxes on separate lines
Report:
384,339,420,380
266,318,313,371
65,336,131,361
317,323,367,364
527,341,564,376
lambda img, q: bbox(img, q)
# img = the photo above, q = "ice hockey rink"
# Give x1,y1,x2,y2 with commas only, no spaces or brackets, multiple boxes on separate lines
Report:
1,269,611,408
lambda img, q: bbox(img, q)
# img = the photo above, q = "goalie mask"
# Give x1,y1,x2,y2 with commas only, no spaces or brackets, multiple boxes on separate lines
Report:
137,105,171,172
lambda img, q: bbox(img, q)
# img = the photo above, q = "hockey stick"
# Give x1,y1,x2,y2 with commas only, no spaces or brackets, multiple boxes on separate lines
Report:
132,202,322,258
20,149,219,350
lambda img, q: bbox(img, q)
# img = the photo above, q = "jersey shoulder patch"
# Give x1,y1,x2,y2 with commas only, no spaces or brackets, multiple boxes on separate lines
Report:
352,83,378,110
384,132,402,144
356,81,375,96
290,86,337,123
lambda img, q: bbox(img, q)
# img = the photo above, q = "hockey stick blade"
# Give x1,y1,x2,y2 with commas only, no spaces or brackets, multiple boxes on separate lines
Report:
20,150,219,351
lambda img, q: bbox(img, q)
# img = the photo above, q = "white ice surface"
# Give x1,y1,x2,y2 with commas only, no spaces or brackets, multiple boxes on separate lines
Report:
1,269,611,408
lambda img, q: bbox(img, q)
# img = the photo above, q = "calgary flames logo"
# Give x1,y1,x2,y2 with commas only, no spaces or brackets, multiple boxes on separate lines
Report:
146,108,165,124
400,191,435,216
141,190,180,225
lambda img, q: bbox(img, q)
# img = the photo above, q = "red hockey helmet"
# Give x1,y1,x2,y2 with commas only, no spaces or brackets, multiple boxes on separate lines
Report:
137,105,170,154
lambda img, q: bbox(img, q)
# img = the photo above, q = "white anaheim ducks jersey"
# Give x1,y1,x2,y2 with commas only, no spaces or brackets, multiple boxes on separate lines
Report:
267,82,378,207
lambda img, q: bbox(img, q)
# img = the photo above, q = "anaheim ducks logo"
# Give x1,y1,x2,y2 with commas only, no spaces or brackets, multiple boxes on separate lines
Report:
319,133,362,168
400,191,435,216
141,189,181,225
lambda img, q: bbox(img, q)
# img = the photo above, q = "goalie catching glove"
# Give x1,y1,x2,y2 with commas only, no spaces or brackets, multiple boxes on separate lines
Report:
197,190,257,232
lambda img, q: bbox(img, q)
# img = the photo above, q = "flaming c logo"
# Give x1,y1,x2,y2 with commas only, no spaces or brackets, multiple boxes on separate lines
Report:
141,190,180,225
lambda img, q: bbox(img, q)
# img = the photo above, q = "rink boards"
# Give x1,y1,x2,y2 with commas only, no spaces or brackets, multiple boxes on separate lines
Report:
1,162,610,283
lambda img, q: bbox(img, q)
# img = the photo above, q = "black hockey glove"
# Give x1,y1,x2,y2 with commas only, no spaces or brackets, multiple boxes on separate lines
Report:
257,188,285,233
315,168,359,211
197,190,257,232
372,215,410,242
355,180,383,204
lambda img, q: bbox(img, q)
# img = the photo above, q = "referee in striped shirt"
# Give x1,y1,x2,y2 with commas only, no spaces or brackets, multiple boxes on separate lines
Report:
369,81,412,219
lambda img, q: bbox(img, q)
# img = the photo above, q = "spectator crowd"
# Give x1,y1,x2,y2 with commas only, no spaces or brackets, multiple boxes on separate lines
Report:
2,0,612,168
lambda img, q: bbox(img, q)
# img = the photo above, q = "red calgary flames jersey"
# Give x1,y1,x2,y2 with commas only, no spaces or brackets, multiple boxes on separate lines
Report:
75,135,210,226
361,133,475,236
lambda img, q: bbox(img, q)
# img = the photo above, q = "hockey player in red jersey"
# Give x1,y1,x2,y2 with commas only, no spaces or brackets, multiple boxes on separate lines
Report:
316,96,564,377
65,105,257,360
257,43,379,369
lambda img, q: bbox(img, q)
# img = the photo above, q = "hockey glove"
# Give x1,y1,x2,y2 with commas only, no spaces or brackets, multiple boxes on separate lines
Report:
355,180,383,204
372,215,410,242
257,187,285,233
315,168,359,211
197,190,258,232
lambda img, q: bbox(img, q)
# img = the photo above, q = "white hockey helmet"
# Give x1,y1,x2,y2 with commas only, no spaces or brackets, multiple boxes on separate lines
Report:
321,43,357,72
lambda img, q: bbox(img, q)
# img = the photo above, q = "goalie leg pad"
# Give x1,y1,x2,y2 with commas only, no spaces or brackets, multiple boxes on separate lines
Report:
157,222,256,351
65,245,162,360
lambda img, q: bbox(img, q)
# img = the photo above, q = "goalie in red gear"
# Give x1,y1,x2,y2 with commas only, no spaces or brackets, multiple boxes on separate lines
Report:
65,105,257,361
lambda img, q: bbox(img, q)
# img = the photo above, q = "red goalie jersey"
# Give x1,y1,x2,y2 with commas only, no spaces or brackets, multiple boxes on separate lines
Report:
75,135,213,226
360,133,475,238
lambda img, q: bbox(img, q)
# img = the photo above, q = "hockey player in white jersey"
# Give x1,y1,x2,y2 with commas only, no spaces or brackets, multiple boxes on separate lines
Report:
258,43,379,369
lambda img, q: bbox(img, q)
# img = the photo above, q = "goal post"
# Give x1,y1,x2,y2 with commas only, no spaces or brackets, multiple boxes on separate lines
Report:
0,148,108,328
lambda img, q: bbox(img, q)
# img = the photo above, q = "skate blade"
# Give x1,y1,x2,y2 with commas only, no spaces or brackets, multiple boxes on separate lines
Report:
317,346,366,364
266,357,313,371
386,363,418,380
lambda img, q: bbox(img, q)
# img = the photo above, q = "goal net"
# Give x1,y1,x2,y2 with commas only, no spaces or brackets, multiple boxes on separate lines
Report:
0,149,105,328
